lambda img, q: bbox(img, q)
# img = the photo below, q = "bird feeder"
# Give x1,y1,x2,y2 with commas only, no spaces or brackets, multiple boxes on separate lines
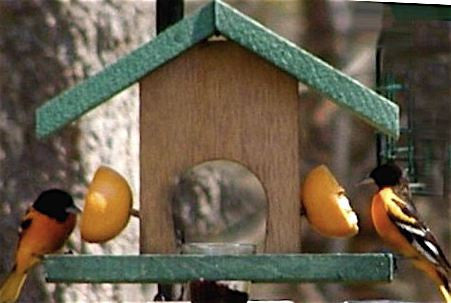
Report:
375,2,450,197
37,0,398,296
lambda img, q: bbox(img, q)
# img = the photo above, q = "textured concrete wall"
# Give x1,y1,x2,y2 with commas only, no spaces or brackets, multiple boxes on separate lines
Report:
0,1,154,301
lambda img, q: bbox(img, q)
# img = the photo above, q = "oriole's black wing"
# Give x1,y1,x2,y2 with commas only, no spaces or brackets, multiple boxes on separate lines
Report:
387,192,450,272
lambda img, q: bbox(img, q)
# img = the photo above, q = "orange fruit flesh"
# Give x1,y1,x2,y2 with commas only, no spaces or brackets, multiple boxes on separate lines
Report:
80,166,133,243
301,165,359,238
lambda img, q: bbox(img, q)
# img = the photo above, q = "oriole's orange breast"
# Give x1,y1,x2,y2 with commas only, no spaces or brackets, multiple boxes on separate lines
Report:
371,189,418,258
15,209,76,273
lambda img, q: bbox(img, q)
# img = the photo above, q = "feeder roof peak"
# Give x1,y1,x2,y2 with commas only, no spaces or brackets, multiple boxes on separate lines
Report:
36,0,399,138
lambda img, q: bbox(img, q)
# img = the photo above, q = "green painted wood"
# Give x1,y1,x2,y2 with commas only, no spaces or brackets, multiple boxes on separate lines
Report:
36,0,399,138
43,254,394,283
391,4,451,21
214,1,399,137
35,2,215,138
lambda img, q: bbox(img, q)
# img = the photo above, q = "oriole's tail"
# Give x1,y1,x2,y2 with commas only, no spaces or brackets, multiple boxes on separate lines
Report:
0,268,27,303
412,259,449,303
438,284,450,303
435,265,450,303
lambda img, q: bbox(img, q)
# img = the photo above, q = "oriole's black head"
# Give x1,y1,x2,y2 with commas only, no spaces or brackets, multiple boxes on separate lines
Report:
369,163,403,189
33,189,78,222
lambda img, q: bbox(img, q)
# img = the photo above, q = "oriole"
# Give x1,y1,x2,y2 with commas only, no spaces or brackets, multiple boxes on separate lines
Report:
0,189,79,303
368,163,450,302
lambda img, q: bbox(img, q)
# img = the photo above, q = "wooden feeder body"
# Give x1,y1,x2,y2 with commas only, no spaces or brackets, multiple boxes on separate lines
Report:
140,41,301,254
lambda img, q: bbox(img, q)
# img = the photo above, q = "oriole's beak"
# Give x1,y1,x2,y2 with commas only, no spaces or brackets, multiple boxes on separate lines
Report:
356,177,375,187
66,204,82,214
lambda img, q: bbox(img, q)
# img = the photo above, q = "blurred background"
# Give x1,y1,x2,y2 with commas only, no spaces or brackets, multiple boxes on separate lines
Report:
0,0,449,302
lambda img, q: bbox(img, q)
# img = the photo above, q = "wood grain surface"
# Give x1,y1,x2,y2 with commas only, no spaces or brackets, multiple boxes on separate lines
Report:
140,40,301,254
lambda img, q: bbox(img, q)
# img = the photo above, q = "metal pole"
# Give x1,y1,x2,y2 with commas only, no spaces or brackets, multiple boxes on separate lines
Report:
154,1,184,300
156,0,184,34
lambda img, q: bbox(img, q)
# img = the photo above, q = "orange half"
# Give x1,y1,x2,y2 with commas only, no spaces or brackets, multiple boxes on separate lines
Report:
80,166,133,243
301,165,359,238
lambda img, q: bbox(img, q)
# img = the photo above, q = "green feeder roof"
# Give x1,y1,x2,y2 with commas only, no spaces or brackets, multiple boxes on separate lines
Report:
36,0,399,138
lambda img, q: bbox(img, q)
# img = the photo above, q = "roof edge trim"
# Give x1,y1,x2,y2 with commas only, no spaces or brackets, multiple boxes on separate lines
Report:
36,2,216,138
215,0,399,137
